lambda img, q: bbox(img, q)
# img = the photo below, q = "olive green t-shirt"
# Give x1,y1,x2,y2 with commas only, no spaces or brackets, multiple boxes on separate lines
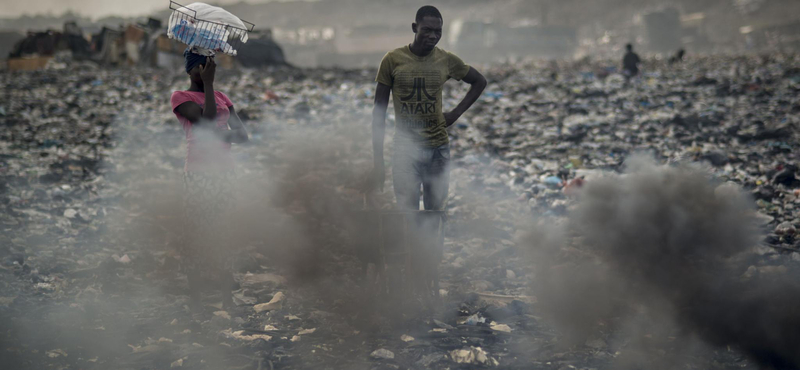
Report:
376,45,470,148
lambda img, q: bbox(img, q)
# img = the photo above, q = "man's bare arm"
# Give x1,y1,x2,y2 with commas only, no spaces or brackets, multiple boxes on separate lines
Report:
444,67,487,127
371,82,391,191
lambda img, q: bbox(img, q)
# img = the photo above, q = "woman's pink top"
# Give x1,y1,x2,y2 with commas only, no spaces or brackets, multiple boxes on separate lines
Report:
170,90,235,172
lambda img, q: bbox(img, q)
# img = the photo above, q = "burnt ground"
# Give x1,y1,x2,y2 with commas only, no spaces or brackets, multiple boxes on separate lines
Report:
2,55,800,369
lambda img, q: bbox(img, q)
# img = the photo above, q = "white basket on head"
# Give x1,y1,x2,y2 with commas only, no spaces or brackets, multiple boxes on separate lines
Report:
167,1,254,56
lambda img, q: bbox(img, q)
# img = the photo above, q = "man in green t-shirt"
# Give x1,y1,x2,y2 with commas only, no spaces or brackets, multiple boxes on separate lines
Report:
371,5,486,211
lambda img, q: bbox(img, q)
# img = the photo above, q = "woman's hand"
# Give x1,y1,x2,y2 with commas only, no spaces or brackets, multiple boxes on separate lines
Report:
199,57,216,86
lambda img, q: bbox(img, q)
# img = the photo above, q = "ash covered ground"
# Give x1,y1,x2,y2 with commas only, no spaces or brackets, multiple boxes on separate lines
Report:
1,54,800,370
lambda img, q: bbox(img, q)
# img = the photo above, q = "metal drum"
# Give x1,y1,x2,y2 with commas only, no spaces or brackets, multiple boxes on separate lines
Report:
355,210,445,303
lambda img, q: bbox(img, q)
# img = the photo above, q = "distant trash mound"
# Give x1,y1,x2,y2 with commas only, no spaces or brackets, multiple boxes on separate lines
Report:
237,35,288,67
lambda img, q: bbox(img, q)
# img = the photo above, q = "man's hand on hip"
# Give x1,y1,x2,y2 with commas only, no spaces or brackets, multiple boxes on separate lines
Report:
444,111,460,127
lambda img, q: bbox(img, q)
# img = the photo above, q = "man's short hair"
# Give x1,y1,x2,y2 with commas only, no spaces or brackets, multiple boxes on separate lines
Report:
626,43,633,50
416,5,442,23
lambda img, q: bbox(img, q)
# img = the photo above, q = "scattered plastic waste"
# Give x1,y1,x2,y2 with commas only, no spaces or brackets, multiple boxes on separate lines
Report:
463,313,486,326
254,292,285,313
370,349,395,360
2,53,799,369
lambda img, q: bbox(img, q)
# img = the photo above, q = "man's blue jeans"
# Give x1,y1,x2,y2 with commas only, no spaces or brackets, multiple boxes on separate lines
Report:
392,143,450,211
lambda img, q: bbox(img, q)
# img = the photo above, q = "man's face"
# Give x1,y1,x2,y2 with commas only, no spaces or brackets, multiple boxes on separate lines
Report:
413,16,443,52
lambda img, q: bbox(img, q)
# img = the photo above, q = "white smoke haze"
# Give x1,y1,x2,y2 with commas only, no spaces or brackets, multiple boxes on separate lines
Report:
519,155,800,369
6,60,800,369
85,77,798,369
0,74,414,369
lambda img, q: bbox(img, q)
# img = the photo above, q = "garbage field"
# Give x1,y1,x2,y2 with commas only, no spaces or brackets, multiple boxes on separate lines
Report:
2,53,800,370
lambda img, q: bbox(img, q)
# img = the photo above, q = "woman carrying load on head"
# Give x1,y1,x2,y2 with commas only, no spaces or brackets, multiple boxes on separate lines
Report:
170,48,248,306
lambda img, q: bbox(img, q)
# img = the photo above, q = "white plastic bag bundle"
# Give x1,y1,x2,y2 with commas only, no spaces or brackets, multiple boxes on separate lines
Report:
168,2,249,56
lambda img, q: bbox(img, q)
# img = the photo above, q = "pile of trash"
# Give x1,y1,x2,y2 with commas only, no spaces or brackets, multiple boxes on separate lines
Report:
450,54,800,251
6,17,284,71
1,52,799,369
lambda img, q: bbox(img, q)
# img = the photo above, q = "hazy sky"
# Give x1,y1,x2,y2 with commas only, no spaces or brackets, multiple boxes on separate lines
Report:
0,0,277,19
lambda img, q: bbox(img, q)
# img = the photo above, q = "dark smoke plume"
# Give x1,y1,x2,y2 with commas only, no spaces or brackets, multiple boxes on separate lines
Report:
522,156,800,369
